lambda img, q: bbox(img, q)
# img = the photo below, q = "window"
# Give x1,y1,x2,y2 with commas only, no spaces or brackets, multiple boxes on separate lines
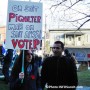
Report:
78,37,81,41
68,36,72,41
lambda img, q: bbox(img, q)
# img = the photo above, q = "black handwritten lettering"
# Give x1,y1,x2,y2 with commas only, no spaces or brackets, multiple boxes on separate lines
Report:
11,31,23,38
8,23,23,30
24,30,41,39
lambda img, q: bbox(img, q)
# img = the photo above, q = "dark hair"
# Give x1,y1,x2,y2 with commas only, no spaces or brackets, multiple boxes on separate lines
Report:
54,41,64,50
64,49,71,57
72,53,75,56
64,49,69,54
11,50,34,77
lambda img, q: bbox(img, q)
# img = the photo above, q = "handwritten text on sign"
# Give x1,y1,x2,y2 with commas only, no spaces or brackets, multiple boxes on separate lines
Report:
6,1,42,50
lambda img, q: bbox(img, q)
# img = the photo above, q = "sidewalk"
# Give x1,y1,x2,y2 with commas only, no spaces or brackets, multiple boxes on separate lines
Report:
76,86,90,90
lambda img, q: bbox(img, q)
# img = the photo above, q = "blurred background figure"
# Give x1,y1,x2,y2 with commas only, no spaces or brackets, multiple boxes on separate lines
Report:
64,49,71,57
64,49,78,64
2,49,13,84
71,53,78,64
0,40,7,66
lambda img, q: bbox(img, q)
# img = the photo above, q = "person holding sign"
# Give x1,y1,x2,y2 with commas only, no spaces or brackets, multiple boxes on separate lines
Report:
10,50,41,90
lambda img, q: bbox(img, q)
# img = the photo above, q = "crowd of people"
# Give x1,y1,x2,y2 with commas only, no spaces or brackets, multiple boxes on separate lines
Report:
0,40,78,90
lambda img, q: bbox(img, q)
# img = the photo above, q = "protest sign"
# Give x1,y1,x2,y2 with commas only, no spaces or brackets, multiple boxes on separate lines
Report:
6,1,42,50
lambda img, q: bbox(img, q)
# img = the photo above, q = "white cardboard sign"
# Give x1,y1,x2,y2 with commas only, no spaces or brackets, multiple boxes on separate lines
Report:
6,1,42,50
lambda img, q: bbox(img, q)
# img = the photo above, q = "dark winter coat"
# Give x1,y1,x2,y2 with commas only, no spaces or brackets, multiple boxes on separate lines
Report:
41,56,78,90
10,55,41,90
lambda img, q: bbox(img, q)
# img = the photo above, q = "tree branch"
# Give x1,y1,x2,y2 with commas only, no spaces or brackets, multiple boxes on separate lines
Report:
66,16,88,22
50,0,67,9
66,0,83,10
77,19,90,30
63,4,88,16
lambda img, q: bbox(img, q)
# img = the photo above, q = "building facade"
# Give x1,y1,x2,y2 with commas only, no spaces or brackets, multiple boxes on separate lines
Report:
0,26,6,46
48,29,90,63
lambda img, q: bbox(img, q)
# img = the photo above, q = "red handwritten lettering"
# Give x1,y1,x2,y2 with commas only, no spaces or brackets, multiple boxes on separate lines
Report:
9,13,41,23
18,40,25,48
11,39,40,49
33,39,40,49
12,39,18,48
9,13,15,22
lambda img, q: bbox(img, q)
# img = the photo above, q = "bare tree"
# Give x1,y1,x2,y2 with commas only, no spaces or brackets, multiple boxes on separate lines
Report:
39,0,90,30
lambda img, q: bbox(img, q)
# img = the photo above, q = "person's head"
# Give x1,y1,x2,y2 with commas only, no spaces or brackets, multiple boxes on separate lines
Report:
64,49,69,55
12,50,33,75
25,50,32,62
52,41,64,56
64,49,72,57
20,50,32,63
